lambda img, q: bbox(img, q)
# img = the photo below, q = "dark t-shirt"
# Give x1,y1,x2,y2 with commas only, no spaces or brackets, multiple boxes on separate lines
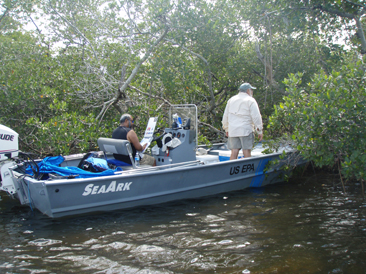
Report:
112,126,136,164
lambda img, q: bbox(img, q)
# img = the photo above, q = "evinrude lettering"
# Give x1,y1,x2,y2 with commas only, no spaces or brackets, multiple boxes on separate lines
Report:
82,181,132,196
0,134,14,141
230,163,255,175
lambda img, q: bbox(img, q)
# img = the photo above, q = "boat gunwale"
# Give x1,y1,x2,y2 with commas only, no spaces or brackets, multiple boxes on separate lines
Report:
17,148,293,186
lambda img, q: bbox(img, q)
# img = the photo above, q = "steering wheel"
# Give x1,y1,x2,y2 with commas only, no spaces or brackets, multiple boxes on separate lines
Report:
151,128,164,141
151,128,166,147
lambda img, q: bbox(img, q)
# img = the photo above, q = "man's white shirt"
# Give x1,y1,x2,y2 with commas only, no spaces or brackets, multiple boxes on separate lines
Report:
222,92,263,137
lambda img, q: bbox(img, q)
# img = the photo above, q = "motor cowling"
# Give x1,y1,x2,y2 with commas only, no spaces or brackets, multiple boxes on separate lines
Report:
0,125,19,195
0,125,19,162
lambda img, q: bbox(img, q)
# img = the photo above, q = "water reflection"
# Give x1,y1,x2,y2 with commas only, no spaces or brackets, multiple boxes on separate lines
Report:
0,172,365,273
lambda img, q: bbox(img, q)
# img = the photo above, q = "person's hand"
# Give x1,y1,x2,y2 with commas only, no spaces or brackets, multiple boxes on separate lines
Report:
225,132,229,137
142,143,147,150
258,134,263,142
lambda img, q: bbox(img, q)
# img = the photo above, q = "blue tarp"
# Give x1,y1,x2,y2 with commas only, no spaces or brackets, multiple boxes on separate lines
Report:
27,156,122,179
84,156,111,172
106,158,132,167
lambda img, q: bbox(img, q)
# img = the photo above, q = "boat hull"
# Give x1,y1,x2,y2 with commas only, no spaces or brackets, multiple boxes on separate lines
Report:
17,153,291,218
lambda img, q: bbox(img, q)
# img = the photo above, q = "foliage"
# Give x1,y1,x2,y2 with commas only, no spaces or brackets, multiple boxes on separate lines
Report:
0,0,37,32
237,0,366,55
0,0,360,161
26,113,112,156
267,62,366,182
0,32,56,145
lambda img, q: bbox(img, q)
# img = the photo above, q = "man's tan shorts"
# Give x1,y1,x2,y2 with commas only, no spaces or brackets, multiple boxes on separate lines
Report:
227,133,254,150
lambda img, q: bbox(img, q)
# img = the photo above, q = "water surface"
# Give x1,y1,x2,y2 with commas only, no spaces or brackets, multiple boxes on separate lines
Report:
1,172,365,273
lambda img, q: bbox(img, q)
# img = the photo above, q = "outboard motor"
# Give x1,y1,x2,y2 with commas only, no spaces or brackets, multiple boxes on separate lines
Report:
0,125,19,161
0,125,19,195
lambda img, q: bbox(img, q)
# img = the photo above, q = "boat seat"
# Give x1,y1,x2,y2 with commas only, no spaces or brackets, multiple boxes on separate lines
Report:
97,138,137,169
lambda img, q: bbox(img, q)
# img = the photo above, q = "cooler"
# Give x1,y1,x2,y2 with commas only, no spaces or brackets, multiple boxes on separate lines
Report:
196,155,220,165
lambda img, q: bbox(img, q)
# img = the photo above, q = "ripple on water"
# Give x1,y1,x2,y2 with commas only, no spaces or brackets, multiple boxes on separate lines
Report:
14,254,40,260
28,238,62,246
131,244,165,253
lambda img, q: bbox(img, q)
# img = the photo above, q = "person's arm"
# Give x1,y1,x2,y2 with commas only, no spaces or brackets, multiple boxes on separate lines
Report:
127,130,147,151
250,101,263,142
222,101,230,134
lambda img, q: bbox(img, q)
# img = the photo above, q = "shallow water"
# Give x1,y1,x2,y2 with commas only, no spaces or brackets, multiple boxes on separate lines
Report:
0,172,365,274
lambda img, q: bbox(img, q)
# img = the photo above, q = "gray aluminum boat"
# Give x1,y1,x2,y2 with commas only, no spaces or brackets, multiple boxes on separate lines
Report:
0,105,303,218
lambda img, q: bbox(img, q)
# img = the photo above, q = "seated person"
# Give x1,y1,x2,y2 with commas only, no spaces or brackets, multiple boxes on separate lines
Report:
112,114,155,166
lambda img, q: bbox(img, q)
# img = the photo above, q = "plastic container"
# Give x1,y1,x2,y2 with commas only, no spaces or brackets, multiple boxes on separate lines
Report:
215,150,244,161
173,114,182,128
135,155,140,167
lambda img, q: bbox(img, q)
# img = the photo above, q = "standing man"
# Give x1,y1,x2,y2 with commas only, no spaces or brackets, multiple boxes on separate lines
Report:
222,83,263,159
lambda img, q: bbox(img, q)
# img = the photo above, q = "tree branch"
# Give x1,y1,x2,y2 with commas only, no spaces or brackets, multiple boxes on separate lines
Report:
96,27,170,122
0,7,10,26
164,38,216,114
312,4,366,54
48,0,99,60
29,16,42,35
119,27,169,94
354,16,366,54
128,84,172,106
198,120,225,136
343,0,366,9
313,4,355,19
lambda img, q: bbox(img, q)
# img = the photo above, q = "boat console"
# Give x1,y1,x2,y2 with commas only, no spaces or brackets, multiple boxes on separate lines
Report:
151,105,198,166
152,127,197,166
